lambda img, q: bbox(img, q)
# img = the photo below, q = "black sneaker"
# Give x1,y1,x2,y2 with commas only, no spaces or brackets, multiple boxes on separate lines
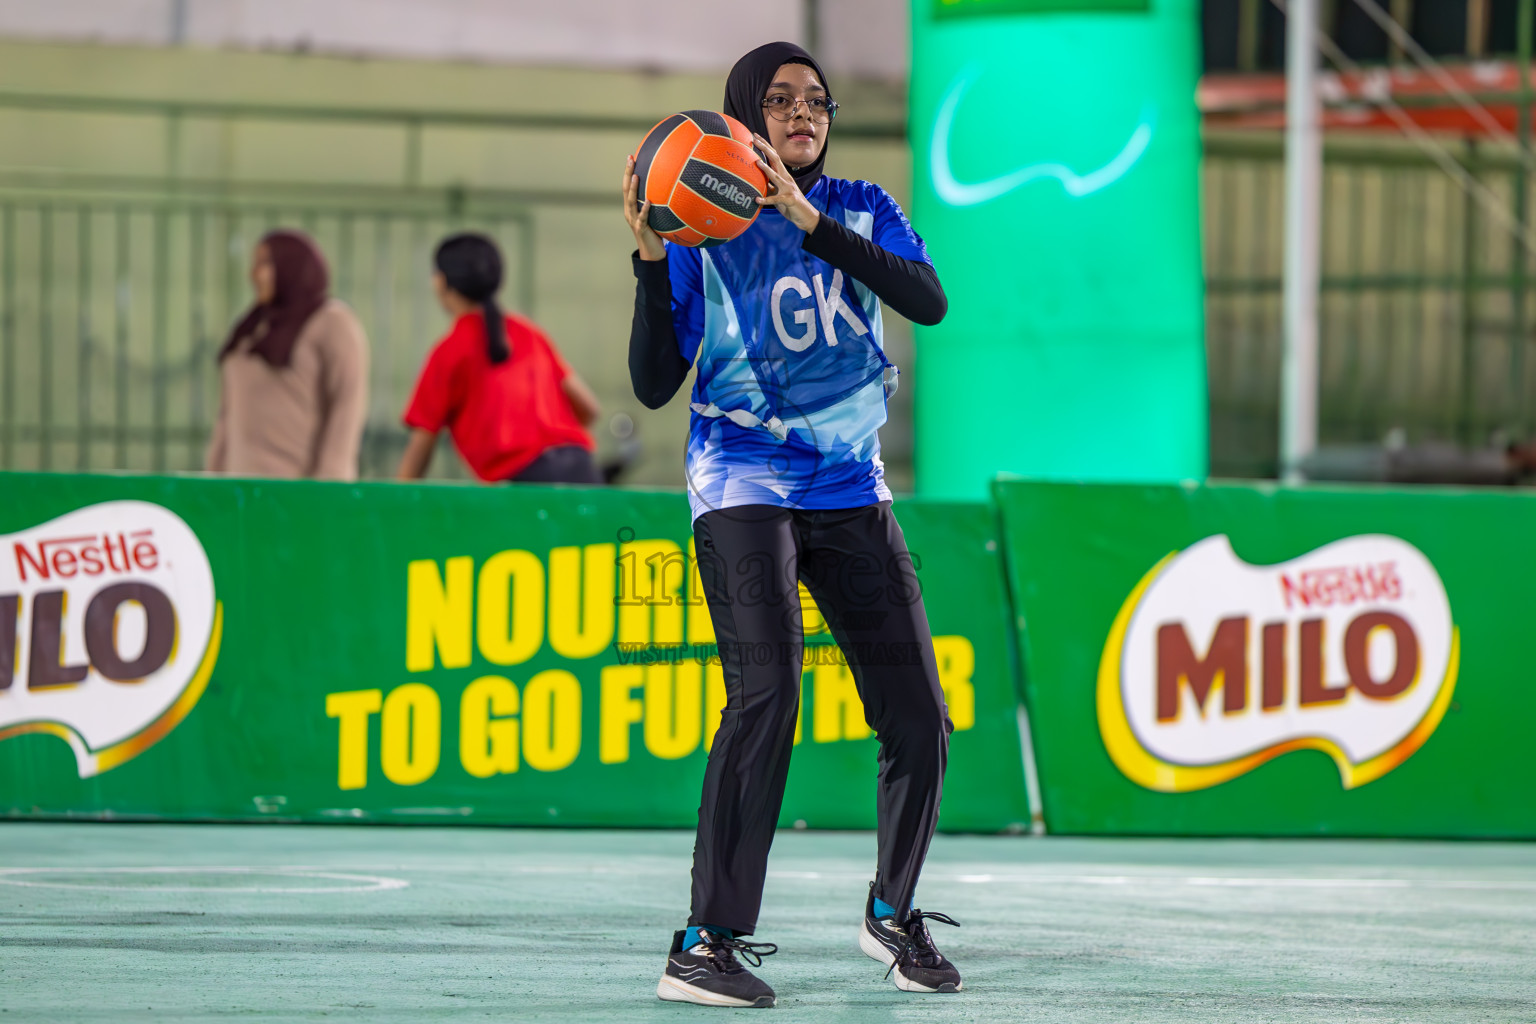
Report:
858,883,963,993
656,928,778,1008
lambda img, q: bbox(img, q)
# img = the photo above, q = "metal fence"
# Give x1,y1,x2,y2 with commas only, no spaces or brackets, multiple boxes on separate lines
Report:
3,110,1533,482
1205,132,1536,477
0,185,533,480
0,86,911,486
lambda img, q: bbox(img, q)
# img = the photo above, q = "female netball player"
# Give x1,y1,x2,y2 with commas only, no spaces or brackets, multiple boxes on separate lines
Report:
623,42,959,1008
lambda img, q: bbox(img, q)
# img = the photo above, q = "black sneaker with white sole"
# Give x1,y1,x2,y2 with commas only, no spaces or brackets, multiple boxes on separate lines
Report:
858,883,963,993
656,928,778,1008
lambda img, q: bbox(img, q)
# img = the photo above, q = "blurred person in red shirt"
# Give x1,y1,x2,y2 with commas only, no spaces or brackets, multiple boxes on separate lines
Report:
397,233,602,483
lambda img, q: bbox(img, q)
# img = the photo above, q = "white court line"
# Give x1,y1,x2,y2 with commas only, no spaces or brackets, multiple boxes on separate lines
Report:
220,863,1536,893
767,870,1536,891
0,866,410,894
941,873,1536,891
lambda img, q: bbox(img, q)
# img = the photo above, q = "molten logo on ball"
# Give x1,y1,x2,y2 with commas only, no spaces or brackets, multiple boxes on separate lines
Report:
0,501,222,777
1098,534,1457,792
698,173,757,216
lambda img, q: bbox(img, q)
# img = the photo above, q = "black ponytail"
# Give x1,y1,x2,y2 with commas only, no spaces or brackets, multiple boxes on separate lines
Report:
434,233,509,364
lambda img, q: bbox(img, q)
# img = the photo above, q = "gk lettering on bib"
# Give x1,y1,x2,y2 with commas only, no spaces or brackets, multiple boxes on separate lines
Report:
770,270,870,352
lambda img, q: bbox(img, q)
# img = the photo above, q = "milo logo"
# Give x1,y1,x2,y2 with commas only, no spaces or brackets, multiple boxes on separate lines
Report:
1098,535,1457,792
0,501,221,777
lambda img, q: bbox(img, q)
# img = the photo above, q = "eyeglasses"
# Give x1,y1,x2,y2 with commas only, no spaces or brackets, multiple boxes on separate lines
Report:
761,95,839,124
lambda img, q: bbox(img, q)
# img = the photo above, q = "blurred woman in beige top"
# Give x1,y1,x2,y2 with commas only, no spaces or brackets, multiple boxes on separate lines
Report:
205,229,369,480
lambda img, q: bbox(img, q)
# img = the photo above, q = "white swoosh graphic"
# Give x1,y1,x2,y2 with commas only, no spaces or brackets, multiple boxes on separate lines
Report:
931,66,1154,206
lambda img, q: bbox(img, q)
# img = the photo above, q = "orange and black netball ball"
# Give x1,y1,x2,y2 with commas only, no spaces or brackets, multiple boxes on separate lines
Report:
633,110,768,247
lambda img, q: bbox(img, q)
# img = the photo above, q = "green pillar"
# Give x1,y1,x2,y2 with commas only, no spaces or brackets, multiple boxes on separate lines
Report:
910,0,1208,498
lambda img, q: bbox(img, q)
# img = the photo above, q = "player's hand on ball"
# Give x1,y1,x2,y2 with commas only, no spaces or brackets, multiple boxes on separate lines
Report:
752,135,821,235
623,155,667,262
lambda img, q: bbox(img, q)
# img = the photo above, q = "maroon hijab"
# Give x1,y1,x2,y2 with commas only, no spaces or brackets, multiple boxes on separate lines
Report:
219,230,330,368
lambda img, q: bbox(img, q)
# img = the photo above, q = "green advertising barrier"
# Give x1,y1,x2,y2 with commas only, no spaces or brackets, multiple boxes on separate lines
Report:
0,472,1031,833
910,0,1207,498
995,478,1536,837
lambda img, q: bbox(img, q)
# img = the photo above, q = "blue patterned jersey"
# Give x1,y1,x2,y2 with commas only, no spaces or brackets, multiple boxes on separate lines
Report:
666,176,930,522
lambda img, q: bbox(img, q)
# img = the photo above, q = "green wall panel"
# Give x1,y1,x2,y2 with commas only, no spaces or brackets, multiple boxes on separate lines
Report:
0,473,1030,833
995,479,1536,837
911,0,1207,497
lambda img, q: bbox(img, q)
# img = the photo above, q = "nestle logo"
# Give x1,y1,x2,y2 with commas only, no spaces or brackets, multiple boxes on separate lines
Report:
698,172,755,212
14,530,160,583
1279,563,1402,609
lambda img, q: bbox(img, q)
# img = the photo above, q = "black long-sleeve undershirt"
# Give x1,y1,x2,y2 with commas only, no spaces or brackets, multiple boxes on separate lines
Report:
627,217,947,410
629,255,691,410
799,214,948,327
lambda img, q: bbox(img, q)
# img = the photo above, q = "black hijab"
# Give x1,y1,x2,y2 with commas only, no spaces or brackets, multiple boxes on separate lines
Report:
220,230,329,368
723,41,830,196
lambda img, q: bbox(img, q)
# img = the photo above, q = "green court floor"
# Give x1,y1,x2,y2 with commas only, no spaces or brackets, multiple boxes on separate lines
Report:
1,824,1533,1022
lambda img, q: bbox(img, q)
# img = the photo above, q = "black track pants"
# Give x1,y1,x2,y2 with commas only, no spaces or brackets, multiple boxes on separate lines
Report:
687,501,952,937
